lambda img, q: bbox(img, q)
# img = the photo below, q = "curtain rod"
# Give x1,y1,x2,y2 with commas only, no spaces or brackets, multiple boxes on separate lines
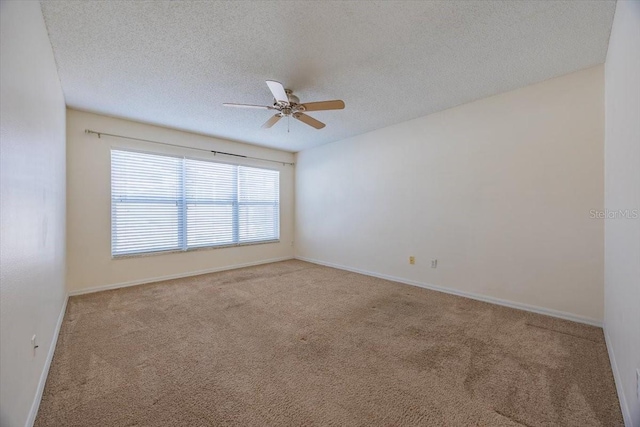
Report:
84,129,295,166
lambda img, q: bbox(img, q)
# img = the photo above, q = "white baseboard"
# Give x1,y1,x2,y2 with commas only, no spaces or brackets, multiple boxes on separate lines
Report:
68,256,295,296
604,327,633,427
25,293,69,427
296,256,603,327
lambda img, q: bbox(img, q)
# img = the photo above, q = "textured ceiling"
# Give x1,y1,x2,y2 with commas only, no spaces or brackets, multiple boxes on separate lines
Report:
40,1,615,152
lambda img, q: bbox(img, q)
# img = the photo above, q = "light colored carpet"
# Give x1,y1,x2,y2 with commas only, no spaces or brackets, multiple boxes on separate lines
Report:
36,260,622,426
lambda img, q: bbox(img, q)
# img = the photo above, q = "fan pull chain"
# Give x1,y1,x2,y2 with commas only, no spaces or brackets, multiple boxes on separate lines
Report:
287,115,290,133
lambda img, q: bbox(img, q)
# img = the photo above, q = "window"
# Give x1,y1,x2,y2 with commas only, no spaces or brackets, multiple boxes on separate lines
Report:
111,149,279,256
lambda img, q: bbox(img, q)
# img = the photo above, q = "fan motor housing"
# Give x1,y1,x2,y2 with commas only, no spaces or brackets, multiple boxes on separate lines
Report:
274,90,302,115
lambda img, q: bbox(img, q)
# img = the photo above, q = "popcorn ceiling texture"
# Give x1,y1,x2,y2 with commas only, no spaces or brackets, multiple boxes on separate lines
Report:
40,1,615,152
35,261,622,426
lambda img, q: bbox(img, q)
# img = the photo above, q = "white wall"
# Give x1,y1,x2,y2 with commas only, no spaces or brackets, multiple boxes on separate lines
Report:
295,66,605,324
0,2,68,427
604,1,640,426
66,109,295,293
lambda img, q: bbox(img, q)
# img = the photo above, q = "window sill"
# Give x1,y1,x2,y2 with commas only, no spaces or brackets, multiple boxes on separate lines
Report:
112,239,281,260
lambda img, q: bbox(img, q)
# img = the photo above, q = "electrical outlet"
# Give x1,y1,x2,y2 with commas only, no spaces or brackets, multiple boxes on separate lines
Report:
409,256,415,265
31,335,38,355
431,259,438,268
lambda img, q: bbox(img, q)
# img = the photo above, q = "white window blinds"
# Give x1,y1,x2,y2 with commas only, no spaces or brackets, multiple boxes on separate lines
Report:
111,150,280,257
111,150,183,255
238,166,280,243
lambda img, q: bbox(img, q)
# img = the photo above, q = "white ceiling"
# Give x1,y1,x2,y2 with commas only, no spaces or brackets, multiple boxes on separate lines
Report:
40,1,615,153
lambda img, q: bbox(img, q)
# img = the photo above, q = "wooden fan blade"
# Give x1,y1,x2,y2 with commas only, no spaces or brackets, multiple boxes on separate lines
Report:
266,80,289,104
294,113,325,129
262,114,282,129
301,100,345,111
223,103,274,110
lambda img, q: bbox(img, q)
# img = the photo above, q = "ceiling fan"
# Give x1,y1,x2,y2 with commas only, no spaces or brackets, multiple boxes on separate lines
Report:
223,80,345,130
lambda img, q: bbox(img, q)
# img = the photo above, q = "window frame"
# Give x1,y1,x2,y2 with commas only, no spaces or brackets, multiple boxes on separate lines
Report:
110,148,281,259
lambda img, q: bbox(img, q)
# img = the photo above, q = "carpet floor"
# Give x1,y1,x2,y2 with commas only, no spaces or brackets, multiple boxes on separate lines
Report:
35,260,622,426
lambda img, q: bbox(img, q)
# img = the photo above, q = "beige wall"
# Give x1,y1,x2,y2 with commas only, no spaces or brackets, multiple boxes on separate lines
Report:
604,1,640,425
295,66,605,324
0,2,67,426
66,109,294,293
